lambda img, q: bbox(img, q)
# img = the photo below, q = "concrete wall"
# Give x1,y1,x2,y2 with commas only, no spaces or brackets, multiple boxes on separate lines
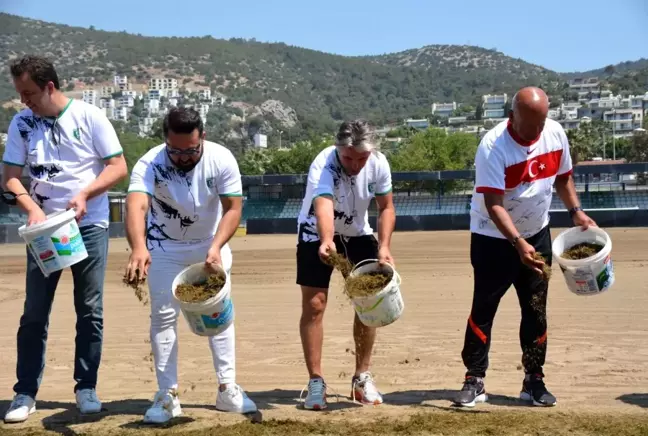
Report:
1,210,646,244
246,209,648,235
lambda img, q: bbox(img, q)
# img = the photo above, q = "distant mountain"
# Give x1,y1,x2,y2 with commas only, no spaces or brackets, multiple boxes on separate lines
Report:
561,58,648,80
0,12,645,134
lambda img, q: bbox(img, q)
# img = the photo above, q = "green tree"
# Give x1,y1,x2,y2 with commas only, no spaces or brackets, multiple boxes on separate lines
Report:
389,128,479,193
625,131,648,163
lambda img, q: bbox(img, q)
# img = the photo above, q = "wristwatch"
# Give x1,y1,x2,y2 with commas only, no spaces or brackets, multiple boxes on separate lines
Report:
568,206,583,218
511,235,522,246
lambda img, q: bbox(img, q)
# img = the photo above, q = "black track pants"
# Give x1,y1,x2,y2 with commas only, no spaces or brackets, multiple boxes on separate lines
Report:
461,226,552,378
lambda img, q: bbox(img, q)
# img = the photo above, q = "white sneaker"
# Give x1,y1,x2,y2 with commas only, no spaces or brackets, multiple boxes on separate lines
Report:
4,394,36,423
143,389,182,424
302,377,327,410
76,389,102,414
352,372,383,405
215,384,257,414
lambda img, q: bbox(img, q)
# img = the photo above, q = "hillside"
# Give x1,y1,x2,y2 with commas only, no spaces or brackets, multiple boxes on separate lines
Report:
0,13,562,126
561,58,648,79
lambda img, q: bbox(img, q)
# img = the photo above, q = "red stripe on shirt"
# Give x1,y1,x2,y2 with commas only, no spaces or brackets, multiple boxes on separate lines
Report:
557,169,573,179
476,187,505,195
504,149,563,190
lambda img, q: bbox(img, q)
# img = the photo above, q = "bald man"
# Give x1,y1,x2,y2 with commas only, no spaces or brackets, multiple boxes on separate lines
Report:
453,87,596,408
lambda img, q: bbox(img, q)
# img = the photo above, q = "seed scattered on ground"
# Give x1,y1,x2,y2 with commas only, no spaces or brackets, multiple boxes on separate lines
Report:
175,275,225,303
562,242,604,260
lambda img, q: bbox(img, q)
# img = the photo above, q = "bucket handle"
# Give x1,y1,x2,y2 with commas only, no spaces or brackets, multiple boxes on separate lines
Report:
351,259,401,285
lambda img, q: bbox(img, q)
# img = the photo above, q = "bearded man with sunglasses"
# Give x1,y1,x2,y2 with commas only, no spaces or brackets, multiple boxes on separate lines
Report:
124,107,257,424
2,55,127,423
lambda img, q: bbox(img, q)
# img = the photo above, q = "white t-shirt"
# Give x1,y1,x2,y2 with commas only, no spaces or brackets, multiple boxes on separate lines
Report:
297,145,392,242
128,141,242,260
2,99,123,228
470,119,573,239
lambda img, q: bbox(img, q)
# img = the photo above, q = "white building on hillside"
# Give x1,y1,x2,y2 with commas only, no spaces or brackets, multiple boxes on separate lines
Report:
253,133,267,148
149,78,178,90
431,102,457,117
482,94,507,118
82,90,98,106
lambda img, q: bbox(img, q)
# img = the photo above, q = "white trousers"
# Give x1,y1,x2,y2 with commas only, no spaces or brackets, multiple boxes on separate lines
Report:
147,241,235,390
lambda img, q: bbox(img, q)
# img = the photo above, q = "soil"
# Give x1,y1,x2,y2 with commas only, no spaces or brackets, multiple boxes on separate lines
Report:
1,229,647,434
175,274,225,303
562,242,604,260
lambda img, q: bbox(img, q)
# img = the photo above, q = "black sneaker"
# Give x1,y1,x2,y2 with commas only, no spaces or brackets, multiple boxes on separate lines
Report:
520,373,557,407
453,376,487,407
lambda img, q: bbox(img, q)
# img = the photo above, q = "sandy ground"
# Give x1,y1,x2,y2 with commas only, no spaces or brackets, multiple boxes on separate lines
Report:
0,228,647,433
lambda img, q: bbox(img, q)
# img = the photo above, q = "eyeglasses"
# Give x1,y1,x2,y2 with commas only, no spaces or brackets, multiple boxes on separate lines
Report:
166,140,202,156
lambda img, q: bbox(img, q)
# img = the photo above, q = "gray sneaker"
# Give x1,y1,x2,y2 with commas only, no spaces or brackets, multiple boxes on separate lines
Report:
453,376,488,407
302,377,327,410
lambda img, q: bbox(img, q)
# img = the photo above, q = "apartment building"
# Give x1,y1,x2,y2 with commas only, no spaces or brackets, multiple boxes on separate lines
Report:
482,94,507,119
603,109,644,137
253,133,267,148
431,102,457,117
101,86,115,98
113,75,130,91
82,90,98,106
149,78,178,91
199,89,211,101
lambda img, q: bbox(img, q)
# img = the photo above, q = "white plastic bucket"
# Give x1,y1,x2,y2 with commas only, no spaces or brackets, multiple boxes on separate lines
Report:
551,226,614,296
346,259,404,328
18,209,88,277
171,263,234,337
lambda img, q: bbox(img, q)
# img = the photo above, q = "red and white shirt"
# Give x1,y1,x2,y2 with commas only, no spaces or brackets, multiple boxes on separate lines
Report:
470,118,573,239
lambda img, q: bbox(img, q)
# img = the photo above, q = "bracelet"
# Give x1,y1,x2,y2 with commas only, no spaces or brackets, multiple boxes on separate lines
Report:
568,206,583,218
511,235,522,246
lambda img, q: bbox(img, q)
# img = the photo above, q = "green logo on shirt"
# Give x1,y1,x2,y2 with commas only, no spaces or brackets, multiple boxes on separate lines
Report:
368,182,375,193
206,177,216,188
73,128,81,140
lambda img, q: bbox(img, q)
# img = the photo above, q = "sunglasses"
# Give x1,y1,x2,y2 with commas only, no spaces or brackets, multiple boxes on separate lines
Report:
166,140,202,156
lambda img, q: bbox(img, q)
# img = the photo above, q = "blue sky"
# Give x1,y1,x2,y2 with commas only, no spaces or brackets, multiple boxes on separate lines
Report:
2,0,646,72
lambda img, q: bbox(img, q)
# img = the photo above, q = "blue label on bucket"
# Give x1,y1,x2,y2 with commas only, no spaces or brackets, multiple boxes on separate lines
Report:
51,231,84,256
200,298,233,329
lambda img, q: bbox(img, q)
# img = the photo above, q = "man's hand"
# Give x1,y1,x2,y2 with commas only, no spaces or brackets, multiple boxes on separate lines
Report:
318,239,336,263
573,210,597,231
515,238,544,276
125,247,151,282
378,245,394,266
205,245,223,275
67,192,88,222
27,208,47,226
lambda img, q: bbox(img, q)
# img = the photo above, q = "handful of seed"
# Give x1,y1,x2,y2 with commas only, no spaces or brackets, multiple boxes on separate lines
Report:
324,252,392,298
533,253,552,282
175,274,226,303
562,242,603,260
123,271,148,305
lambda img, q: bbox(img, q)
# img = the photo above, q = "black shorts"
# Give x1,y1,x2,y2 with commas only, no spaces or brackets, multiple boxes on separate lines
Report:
296,235,379,289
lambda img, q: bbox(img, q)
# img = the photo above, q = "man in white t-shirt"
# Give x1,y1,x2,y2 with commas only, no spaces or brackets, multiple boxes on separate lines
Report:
124,107,256,424
2,55,127,423
296,120,396,411
453,87,596,409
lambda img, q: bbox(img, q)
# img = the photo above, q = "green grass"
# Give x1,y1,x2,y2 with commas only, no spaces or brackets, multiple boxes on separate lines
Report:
3,410,648,436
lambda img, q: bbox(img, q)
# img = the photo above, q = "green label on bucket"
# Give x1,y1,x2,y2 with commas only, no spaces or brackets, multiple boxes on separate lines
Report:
596,258,614,290
200,298,233,329
51,231,84,256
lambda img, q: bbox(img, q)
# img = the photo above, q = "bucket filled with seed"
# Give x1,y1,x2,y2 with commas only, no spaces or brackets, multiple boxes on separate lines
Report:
551,226,614,296
171,263,234,336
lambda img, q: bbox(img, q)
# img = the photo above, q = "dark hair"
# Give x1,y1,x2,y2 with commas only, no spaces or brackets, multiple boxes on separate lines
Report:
163,106,204,137
10,55,60,90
